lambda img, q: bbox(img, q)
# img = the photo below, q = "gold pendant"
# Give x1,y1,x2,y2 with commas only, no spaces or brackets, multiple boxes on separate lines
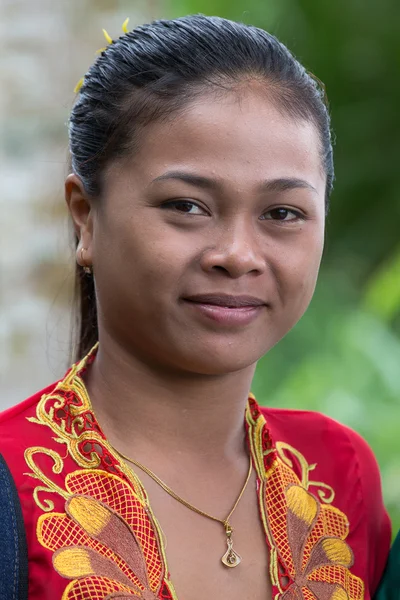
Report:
221,537,241,568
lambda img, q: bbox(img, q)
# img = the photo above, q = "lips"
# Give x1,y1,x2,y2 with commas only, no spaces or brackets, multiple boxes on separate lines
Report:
183,294,266,308
182,294,266,326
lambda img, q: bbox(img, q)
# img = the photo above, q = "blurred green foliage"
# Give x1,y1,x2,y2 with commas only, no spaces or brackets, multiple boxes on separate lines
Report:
168,0,400,533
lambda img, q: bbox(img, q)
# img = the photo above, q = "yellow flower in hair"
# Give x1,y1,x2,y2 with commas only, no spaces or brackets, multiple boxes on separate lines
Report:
102,28,113,45
122,18,130,33
96,28,113,54
73,78,84,94
74,18,130,94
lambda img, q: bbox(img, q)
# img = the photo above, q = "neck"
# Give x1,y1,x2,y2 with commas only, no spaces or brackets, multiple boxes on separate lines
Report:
84,336,256,468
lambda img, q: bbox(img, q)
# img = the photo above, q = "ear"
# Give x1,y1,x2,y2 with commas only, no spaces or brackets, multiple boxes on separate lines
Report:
65,173,94,268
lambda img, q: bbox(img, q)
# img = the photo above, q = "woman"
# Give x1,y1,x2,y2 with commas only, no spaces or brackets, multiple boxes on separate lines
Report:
0,15,391,600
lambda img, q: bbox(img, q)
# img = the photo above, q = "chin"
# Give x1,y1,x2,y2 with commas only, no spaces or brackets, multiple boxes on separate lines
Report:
174,345,267,376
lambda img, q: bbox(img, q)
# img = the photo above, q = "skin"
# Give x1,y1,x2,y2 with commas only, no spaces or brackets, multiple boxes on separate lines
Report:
66,86,326,600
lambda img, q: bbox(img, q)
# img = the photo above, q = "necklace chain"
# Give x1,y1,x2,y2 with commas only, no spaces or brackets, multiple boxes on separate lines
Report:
111,445,253,568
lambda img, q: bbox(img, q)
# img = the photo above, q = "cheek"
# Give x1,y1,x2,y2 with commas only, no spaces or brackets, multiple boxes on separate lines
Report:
96,214,192,294
278,231,324,303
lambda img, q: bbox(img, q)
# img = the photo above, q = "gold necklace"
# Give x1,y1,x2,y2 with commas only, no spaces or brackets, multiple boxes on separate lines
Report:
112,446,253,568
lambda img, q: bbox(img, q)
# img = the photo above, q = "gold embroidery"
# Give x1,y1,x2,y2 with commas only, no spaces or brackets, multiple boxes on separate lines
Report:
28,359,147,504
25,350,364,600
24,447,69,511
321,538,352,566
246,393,266,478
286,485,318,525
269,547,280,588
68,496,112,535
332,589,349,600
53,547,94,578
35,468,177,599
275,441,335,504
245,401,364,600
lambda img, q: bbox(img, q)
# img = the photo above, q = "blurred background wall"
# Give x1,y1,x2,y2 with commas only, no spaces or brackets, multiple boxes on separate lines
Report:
1,0,399,530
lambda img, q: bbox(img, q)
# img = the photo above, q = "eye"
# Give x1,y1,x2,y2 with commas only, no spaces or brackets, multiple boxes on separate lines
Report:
161,200,208,215
260,207,303,222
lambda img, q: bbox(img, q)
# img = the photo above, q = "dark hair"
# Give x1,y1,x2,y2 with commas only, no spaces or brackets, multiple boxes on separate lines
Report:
69,14,334,361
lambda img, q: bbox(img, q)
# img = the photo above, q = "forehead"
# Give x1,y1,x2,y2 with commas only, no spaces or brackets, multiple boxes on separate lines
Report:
111,89,326,195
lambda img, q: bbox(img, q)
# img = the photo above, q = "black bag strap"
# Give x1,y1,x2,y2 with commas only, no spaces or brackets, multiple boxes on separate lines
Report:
0,453,28,600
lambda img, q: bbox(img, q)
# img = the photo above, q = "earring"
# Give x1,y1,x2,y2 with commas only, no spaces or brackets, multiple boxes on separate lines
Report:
80,247,92,274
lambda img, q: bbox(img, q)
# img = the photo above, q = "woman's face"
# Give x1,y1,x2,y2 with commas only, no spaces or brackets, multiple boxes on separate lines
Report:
70,89,327,375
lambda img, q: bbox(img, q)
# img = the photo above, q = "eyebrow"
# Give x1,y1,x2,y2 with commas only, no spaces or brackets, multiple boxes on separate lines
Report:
150,171,318,194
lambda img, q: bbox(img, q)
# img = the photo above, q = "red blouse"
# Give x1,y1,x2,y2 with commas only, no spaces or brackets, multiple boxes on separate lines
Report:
0,349,391,600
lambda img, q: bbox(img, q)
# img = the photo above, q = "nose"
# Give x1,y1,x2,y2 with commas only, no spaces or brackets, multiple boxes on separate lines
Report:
199,221,266,279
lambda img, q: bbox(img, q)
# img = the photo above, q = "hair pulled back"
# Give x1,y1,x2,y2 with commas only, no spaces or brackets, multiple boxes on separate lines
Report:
70,14,334,361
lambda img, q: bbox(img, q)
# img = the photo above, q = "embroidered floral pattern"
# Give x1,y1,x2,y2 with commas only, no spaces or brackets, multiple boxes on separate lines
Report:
25,349,366,600
27,354,144,495
36,469,173,600
283,484,359,599
246,396,365,600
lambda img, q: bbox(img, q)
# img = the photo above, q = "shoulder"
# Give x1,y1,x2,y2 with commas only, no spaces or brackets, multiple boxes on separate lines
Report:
262,405,385,502
262,406,392,593
0,381,71,599
0,381,58,425
262,405,379,471
0,381,59,461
